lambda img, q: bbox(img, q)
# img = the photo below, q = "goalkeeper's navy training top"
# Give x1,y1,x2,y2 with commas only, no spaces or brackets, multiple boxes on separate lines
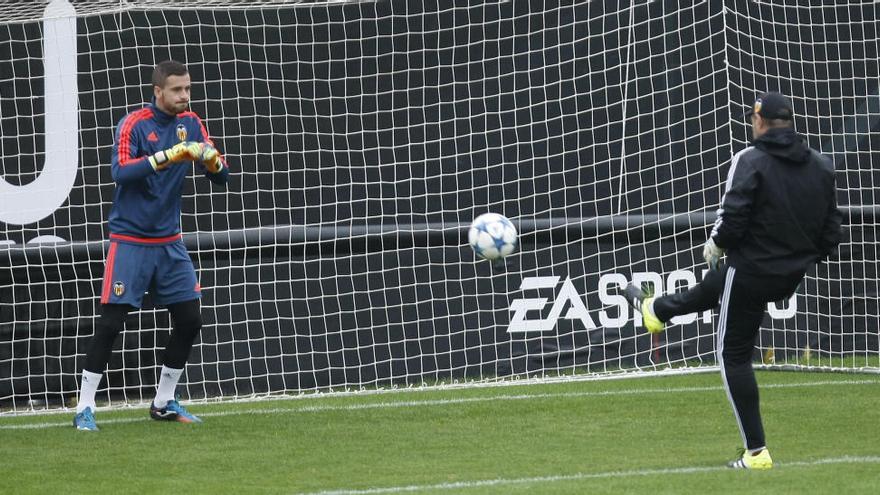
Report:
108,99,229,244
710,127,842,276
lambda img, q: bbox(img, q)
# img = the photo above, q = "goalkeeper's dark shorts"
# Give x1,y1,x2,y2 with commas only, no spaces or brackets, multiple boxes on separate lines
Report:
100,235,200,308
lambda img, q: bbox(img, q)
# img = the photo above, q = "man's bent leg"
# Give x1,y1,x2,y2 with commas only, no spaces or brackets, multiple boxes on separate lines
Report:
652,265,727,322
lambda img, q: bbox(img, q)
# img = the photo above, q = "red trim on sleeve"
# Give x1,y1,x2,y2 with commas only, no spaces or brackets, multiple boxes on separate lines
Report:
117,108,154,166
100,242,119,304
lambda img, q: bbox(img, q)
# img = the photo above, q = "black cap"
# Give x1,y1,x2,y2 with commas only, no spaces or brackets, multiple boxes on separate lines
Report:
744,91,794,120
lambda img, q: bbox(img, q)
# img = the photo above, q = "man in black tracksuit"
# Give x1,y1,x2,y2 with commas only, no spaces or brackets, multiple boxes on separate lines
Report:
625,92,843,469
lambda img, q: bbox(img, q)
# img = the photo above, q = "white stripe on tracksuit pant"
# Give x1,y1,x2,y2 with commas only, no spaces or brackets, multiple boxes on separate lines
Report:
716,265,802,450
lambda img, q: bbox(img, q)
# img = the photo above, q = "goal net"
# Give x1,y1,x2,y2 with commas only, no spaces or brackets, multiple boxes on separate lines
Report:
1,0,877,412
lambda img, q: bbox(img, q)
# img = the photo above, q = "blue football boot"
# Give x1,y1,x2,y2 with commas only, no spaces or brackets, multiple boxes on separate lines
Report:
149,399,202,424
73,407,99,431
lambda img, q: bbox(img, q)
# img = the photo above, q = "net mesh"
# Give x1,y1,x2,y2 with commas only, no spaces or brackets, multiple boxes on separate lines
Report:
0,0,877,412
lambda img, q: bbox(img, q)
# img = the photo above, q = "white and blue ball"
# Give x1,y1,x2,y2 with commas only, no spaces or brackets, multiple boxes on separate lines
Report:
468,213,517,261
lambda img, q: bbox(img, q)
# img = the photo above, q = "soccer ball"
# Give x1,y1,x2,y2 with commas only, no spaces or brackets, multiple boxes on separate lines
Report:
468,213,517,261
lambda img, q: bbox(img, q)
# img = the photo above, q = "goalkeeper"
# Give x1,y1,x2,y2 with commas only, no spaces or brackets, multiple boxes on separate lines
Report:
624,91,842,470
73,60,229,431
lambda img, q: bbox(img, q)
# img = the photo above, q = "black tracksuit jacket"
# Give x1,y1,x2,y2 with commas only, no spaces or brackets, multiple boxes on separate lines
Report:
710,127,843,277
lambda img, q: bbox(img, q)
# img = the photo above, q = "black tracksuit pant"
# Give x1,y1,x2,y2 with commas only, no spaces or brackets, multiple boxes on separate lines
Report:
653,264,802,450
652,266,728,323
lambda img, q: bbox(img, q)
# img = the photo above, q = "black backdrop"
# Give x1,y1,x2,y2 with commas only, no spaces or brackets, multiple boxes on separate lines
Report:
1,1,878,406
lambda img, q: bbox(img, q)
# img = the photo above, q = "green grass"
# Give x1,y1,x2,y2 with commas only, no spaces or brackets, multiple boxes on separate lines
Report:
1,371,879,494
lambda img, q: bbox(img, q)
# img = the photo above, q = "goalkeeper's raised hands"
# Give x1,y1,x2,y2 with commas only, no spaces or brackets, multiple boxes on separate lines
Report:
148,142,196,171
148,141,223,173
184,142,223,173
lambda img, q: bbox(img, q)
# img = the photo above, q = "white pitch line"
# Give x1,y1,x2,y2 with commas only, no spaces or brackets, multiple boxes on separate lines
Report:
296,456,880,495
1,378,877,431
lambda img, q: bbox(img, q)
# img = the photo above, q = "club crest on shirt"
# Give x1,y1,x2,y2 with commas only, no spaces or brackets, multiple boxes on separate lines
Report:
176,124,187,142
113,281,125,296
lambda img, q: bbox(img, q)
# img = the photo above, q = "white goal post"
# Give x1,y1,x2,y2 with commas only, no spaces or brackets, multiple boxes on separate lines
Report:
0,0,877,412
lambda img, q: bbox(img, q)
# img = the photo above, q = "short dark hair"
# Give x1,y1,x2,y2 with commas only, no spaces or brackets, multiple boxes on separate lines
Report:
151,60,188,88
